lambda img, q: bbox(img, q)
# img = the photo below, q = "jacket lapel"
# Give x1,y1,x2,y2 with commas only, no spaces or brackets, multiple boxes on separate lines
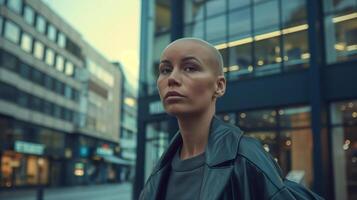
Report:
199,117,243,200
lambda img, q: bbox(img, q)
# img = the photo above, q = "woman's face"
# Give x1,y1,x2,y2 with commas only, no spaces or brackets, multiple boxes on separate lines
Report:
157,40,222,116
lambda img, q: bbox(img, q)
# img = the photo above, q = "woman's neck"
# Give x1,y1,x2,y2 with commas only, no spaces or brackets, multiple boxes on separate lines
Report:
177,107,215,160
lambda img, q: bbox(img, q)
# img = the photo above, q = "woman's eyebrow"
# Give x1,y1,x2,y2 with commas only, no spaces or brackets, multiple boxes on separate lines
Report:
182,56,202,64
159,60,171,65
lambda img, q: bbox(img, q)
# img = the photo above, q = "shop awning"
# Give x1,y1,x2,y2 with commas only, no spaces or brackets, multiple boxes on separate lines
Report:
102,155,134,166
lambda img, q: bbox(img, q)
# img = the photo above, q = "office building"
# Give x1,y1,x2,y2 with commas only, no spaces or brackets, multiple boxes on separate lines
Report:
0,0,122,188
135,0,357,199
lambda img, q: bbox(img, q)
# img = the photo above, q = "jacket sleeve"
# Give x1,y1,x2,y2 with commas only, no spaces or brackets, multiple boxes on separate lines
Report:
237,136,324,200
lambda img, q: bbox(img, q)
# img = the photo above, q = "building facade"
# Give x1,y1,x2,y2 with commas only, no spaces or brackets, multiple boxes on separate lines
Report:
0,0,122,188
115,62,137,183
135,0,357,200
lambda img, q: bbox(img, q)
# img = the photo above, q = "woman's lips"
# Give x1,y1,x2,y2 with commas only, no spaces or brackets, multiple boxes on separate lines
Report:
164,91,186,102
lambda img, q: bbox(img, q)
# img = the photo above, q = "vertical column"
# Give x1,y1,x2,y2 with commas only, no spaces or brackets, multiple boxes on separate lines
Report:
306,0,331,199
170,0,183,41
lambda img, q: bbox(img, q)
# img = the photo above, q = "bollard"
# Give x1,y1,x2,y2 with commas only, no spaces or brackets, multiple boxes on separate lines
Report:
37,187,44,200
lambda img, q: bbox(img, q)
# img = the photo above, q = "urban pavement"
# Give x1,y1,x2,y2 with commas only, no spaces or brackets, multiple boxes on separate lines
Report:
0,182,132,200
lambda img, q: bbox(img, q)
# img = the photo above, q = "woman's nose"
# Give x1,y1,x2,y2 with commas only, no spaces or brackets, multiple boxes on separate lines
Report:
167,68,181,87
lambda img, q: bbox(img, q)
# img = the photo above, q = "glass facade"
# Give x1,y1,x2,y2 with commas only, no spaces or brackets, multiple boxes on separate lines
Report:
20,32,33,53
4,20,20,44
330,100,357,200
324,0,357,63
144,120,170,181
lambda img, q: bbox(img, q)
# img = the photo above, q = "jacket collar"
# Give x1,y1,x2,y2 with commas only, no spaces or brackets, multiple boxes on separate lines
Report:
151,116,243,174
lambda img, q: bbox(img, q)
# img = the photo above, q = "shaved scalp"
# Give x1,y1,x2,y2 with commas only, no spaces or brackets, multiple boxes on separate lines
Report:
164,37,224,76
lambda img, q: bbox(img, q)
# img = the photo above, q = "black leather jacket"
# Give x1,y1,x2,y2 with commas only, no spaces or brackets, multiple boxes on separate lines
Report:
140,117,324,200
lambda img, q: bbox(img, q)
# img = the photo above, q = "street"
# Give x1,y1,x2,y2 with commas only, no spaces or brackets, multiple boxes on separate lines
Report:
0,182,132,200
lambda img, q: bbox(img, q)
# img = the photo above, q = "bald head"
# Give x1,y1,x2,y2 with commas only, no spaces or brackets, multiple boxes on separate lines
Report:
163,37,224,76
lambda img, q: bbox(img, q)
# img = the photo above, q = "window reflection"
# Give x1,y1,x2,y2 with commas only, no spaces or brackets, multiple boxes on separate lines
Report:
185,21,204,38
4,21,20,44
229,7,251,39
155,1,171,33
184,0,204,23
206,15,226,43
145,121,170,181
56,55,65,72
330,99,357,200
279,106,311,128
254,0,279,33
7,0,22,14
36,15,46,34
21,32,33,53
228,43,253,80
281,0,307,28
254,35,281,76
33,41,44,60
229,0,250,10
45,48,55,67
23,5,35,25
206,0,226,17
283,30,309,70
238,109,277,130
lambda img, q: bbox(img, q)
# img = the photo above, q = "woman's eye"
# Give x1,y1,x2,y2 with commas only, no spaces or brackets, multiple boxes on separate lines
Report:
159,67,171,74
184,65,197,72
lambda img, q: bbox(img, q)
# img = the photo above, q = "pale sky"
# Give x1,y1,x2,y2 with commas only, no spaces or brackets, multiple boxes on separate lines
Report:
43,0,141,90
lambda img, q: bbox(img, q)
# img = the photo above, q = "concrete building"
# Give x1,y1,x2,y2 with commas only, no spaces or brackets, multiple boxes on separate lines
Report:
0,0,122,188
134,0,357,200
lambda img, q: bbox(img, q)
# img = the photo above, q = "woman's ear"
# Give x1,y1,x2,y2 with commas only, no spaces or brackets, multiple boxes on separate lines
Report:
215,75,226,97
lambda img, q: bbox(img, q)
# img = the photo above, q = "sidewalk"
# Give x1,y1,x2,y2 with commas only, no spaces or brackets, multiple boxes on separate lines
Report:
0,182,132,200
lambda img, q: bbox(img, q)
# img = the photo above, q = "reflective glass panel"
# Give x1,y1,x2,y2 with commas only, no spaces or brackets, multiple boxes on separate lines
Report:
254,36,281,76
47,24,57,42
21,32,33,53
55,55,64,72
184,0,204,23
33,41,44,60
4,21,20,44
330,100,357,126
185,21,204,38
7,0,22,14
206,15,226,43
228,43,253,80
206,0,226,17
281,0,307,27
254,0,279,33
65,61,74,76
238,109,277,130
283,30,309,70
155,2,171,33
57,32,66,48
23,5,35,25
45,48,55,66
229,7,251,38
279,106,311,128
36,15,46,34
229,0,250,10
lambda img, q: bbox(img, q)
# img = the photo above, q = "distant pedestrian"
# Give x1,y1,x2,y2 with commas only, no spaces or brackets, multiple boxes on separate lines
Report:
139,38,324,200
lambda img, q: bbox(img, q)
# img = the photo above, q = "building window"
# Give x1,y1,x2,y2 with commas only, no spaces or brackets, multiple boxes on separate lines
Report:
0,16,3,34
23,5,35,25
184,0,204,23
18,62,31,79
281,0,307,28
43,101,53,115
206,0,226,17
324,0,357,63
206,15,226,44
33,41,44,60
47,24,56,42
35,15,46,34
45,48,55,66
44,76,53,90
20,32,33,53
0,82,17,102
155,1,171,34
31,68,44,85
18,92,30,107
64,85,72,99
283,29,309,70
55,55,64,72
64,61,74,76
31,95,42,112
228,43,253,80
57,32,66,48
54,80,64,95
4,20,20,44
254,0,279,33
144,120,170,182
254,35,281,76
229,0,250,10
7,0,22,14
229,7,251,40
184,21,204,38
330,99,357,200
1,51,18,72
53,104,61,118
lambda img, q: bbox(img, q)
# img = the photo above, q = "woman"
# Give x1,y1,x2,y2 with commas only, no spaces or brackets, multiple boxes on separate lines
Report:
139,38,323,200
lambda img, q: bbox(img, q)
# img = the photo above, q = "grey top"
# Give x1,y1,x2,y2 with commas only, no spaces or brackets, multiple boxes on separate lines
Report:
165,148,205,200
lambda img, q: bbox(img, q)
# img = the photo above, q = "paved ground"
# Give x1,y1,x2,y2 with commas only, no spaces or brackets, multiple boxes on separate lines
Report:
0,182,132,200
